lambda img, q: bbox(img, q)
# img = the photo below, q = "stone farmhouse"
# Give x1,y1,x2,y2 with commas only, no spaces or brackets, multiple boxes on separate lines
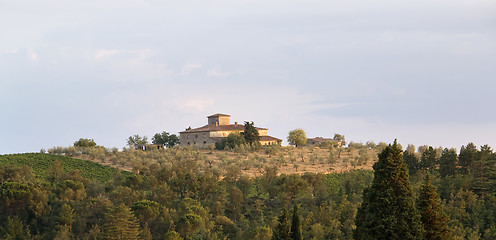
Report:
179,114,281,148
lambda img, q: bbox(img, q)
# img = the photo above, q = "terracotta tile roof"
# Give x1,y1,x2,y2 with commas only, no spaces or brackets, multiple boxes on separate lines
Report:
260,136,282,142
180,124,267,133
209,136,281,142
207,113,230,117
307,137,339,143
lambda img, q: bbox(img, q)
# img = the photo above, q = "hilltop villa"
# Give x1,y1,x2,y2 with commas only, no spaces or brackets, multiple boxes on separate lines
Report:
179,113,281,148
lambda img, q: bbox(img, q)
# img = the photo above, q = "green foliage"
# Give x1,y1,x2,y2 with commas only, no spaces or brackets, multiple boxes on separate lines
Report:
290,204,302,240
272,209,291,240
215,132,246,150
1,216,31,240
152,131,179,148
459,143,477,174
421,146,437,170
100,203,140,240
354,140,424,240
73,138,97,147
287,129,307,147
2,141,496,239
0,153,131,182
127,134,148,147
439,148,458,178
333,133,346,146
416,174,452,240
403,150,420,175
243,121,260,144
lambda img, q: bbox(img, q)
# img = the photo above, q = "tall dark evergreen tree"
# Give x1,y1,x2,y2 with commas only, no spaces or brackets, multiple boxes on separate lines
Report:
272,209,291,240
403,150,420,175
354,140,424,240
243,121,260,144
472,145,496,194
420,146,437,170
290,204,302,240
459,143,477,174
416,174,452,240
439,148,458,178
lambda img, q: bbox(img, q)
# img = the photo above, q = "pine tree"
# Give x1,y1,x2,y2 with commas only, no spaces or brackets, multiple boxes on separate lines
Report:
354,140,424,240
472,145,496,194
439,148,458,178
416,174,452,240
100,203,140,240
403,150,420,175
459,143,477,174
290,204,302,240
420,146,437,170
272,209,291,240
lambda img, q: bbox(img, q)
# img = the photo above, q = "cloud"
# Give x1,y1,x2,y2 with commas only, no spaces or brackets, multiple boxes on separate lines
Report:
27,49,37,61
94,49,119,59
181,64,203,75
206,68,230,77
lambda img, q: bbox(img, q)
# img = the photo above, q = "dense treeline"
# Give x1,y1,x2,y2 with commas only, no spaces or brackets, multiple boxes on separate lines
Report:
1,141,496,239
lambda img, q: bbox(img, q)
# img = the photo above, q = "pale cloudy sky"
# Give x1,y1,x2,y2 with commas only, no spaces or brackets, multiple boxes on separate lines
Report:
1,0,495,154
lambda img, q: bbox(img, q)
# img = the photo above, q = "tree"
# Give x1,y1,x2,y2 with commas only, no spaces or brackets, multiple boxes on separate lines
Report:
272,209,291,240
59,203,75,227
439,148,457,178
2,216,31,240
420,146,437,170
416,174,452,240
287,129,307,147
127,135,148,148
100,203,140,240
73,138,97,147
354,140,424,240
333,134,346,146
459,143,477,174
215,132,246,150
290,204,302,240
472,145,496,194
152,131,179,148
403,150,420,175
243,121,260,144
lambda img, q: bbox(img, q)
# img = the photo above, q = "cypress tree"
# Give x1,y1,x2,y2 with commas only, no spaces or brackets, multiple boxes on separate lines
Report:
290,204,302,240
243,121,260,144
354,140,424,240
272,209,291,240
416,174,452,240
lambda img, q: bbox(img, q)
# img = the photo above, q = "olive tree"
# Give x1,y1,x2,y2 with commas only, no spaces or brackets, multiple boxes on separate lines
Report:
287,129,307,147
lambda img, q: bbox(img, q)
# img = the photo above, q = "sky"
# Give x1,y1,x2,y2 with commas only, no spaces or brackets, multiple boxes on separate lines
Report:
1,0,495,154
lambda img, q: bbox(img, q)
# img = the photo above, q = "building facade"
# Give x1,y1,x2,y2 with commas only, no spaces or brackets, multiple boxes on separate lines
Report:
179,114,281,147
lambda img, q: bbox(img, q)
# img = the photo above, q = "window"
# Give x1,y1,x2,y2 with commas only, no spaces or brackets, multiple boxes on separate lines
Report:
187,135,189,139
187,142,190,145
203,133,206,138
203,141,206,144
195,135,198,139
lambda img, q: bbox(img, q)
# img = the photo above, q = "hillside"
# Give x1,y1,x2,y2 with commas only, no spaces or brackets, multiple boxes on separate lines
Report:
57,145,379,177
0,153,131,182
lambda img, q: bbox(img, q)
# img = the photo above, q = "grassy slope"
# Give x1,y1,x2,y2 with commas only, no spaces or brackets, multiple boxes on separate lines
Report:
0,153,130,182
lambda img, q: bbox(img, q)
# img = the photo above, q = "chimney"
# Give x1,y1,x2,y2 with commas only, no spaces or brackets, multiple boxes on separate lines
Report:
235,122,238,126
